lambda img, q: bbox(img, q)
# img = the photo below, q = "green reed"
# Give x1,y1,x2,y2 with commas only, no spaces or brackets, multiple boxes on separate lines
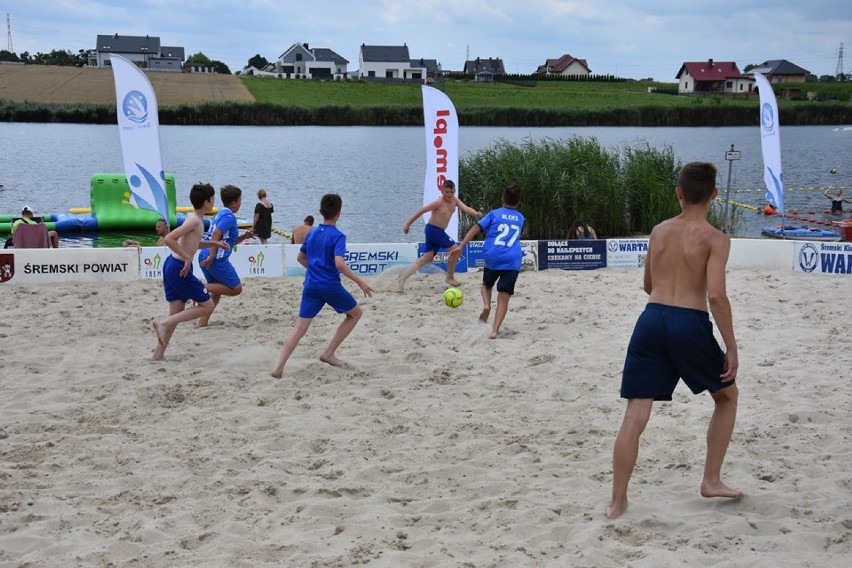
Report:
460,136,690,239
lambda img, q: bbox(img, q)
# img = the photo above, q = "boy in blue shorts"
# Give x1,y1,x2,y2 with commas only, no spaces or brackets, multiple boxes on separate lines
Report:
196,184,255,328
271,194,374,378
606,162,741,520
399,179,481,289
457,183,525,339
152,183,230,361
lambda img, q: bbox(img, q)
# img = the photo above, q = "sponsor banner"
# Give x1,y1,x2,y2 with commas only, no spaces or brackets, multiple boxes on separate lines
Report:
794,241,852,275
0,248,138,285
140,245,284,280
417,243,468,274
521,240,540,272
286,243,419,277
464,240,539,272
110,54,169,221
421,86,460,239
606,238,650,269
229,245,284,278
538,239,607,271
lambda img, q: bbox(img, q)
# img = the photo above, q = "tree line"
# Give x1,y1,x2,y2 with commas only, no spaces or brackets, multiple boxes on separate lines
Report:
0,49,231,74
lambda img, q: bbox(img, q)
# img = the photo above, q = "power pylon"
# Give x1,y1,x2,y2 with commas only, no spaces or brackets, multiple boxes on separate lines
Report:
836,43,845,81
6,13,12,53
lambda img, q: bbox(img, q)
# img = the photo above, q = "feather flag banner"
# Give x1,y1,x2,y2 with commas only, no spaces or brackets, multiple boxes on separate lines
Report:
754,73,785,216
421,85,460,238
110,54,170,222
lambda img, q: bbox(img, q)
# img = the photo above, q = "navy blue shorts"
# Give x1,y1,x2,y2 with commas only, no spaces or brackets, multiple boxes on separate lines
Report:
483,268,519,295
163,255,211,304
298,284,357,319
201,258,241,289
621,303,730,401
422,223,455,255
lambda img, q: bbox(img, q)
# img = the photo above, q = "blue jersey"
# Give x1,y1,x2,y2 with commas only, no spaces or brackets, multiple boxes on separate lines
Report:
199,208,238,262
301,224,346,290
478,207,525,271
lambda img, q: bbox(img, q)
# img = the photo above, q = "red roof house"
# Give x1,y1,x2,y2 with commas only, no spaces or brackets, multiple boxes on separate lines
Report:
676,59,754,95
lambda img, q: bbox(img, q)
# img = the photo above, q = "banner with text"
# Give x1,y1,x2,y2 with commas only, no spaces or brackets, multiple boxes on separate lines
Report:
465,240,539,272
421,86,460,239
140,245,284,280
793,241,852,276
606,238,650,269
0,248,138,285
285,243,419,277
538,239,607,271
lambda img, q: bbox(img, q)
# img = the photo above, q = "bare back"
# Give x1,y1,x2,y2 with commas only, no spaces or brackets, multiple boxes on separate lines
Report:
168,212,205,261
646,215,728,311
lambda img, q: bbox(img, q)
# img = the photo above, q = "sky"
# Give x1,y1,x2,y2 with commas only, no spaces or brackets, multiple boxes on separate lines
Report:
1,0,850,80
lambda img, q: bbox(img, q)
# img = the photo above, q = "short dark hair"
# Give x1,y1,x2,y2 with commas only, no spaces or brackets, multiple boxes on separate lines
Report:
442,179,455,190
220,184,242,207
502,183,522,207
189,182,215,209
678,162,717,204
319,194,342,220
304,215,315,225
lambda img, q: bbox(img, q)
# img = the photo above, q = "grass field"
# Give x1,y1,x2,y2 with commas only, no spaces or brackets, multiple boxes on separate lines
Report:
241,75,852,111
1,65,849,126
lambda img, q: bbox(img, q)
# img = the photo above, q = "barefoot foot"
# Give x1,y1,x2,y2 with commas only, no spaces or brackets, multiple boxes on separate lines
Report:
320,354,353,369
479,307,491,323
605,499,628,520
445,277,461,287
700,481,742,499
152,320,167,361
270,369,283,379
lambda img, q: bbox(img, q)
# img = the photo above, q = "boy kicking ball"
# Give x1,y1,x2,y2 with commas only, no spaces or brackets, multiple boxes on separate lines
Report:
457,183,525,339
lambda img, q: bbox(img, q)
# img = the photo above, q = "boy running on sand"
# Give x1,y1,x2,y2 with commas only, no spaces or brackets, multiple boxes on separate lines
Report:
606,162,741,520
271,194,373,378
152,183,230,361
457,183,525,339
196,184,255,328
399,179,481,289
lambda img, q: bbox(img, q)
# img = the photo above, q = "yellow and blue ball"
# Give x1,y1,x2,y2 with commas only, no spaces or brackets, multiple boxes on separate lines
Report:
443,287,464,308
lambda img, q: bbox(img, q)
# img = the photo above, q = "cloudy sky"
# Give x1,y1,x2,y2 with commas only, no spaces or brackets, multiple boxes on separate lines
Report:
2,0,849,79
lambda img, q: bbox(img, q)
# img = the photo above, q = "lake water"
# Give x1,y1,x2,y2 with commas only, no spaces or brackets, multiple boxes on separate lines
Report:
1,123,850,246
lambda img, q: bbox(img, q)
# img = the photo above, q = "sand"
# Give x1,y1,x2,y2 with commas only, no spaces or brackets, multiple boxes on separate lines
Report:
1,268,850,566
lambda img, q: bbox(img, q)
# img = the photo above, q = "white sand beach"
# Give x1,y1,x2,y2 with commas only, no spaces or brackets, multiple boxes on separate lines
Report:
1,268,850,566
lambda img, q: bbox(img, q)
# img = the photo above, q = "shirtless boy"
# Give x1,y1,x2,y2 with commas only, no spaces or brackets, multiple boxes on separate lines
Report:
606,162,741,520
399,179,481,289
152,183,229,361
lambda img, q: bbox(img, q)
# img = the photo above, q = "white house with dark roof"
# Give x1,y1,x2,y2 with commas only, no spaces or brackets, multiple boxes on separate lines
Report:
273,42,349,79
748,60,809,84
676,59,753,94
89,34,185,72
359,44,421,80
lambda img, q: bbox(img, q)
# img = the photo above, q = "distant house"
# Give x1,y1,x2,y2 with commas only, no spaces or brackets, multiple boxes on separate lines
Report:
89,34,185,72
359,44,426,80
463,57,505,76
748,60,809,84
273,42,348,79
410,57,441,80
534,54,591,77
676,59,753,95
